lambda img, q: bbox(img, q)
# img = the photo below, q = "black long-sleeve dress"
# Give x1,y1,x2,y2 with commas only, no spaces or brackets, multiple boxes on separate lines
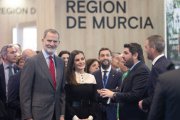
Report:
65,72,97,120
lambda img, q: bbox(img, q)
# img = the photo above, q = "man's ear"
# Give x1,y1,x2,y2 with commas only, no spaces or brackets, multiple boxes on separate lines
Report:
133,52,138,60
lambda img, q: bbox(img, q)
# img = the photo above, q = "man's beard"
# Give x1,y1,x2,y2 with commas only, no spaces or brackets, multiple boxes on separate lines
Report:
124,58,134,68
101,59,111,70
45,47,56,55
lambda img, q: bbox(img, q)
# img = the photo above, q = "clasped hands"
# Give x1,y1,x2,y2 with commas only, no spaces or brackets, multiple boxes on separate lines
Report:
97,89,114,98
73,115,93,120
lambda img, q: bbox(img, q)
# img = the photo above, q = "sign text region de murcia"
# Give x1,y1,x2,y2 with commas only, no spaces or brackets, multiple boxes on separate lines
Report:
66,0,154,29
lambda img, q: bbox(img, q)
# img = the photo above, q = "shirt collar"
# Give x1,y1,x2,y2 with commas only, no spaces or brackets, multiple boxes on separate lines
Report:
42,49,55,59
3,61,14,69
130,61,140,71
152,54,164,65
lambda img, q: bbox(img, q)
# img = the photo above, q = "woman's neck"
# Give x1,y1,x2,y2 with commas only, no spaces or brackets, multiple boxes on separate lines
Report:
76,70,84,74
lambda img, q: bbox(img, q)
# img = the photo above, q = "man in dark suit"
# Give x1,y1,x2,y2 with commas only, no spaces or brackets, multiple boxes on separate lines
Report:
20,29,65,120
148,69,180,120
93,47,122,120
7,49,36,120
138,35,174,113
0,44,19,120
99,43,150,120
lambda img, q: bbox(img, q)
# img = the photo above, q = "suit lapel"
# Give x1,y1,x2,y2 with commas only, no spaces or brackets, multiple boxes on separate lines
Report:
54,56,61,90
0,64,6,96
120,62,141,91
97,70,104,88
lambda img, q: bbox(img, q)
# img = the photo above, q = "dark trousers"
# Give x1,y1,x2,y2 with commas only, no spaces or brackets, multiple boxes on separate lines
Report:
97,103,117,120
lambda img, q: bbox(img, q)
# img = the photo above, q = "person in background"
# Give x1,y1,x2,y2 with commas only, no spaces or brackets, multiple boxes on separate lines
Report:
0,44,19,120
111,52,121,71
0,55,2,64
98,43,150,120
138,35,175,113
20,29,65,120
16,56,25,70
93,47,122,120
148,69,180,120
86,58,100,74
65,50,97,120
58,50,70,68
8,49,36,120
115,53,129,73
12,44,22,61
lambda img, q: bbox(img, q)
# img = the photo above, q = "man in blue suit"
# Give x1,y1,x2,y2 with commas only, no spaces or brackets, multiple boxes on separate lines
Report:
138,35,174,113
93,47,122,120
7,49,36,120
98,43,150,120
0,44,19,120
148,69,180,120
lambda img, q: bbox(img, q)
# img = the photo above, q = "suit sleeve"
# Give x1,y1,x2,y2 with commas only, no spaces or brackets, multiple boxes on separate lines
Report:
114,67,149,103
142,68,159,110
20,58,35,120
59,66,66,116
148,80,165,120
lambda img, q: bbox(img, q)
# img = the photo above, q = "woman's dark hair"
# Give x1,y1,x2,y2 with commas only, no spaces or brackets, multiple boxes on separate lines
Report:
66,50,85,85
58,50,70,57
86,58,99,73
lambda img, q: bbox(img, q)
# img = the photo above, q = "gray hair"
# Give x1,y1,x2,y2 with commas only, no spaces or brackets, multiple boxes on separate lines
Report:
0,44,14,59
43,29,60,40
147,35,165,54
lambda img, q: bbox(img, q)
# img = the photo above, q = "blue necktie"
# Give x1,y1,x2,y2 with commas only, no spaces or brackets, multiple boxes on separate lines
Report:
103,71,108,88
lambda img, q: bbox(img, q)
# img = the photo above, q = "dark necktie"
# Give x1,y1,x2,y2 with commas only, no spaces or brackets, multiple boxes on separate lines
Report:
102,71,108,88
49,56,56,89
8,65,13,78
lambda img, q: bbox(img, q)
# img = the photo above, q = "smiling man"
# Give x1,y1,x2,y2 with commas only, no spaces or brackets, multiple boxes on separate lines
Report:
20,29,65,120
98,43,150,120
93,47,122,120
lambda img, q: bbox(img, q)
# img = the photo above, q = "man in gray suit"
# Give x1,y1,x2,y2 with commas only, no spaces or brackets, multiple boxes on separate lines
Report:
20,29,65,120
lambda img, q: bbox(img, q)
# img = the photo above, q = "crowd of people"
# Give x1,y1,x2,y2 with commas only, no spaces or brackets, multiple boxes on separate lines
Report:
0,28,179,120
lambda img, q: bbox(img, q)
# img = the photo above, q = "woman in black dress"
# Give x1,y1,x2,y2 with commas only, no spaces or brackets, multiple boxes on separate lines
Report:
65,50,97,120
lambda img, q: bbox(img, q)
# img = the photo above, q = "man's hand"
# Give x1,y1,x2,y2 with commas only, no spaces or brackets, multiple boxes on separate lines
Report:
138,100,143,110
97,89,114,98
59,115,64,120
138,100,148,112
26,118,33,120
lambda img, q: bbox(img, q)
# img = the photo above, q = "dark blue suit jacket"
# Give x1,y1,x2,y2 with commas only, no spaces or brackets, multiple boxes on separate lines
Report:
142,56,174,110
8,71,21,110
0,64,19,104
114,61,150,120
93,68,122,104
148,69,180,120
0,64,6,104
0,63,19,119
93,68,122,120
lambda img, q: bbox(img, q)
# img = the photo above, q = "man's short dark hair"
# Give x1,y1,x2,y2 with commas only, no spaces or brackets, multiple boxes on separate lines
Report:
98,47,112,56
124,43,145,63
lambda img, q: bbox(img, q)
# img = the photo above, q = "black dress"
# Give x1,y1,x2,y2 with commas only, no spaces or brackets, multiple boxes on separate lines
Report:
65,84,97,120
